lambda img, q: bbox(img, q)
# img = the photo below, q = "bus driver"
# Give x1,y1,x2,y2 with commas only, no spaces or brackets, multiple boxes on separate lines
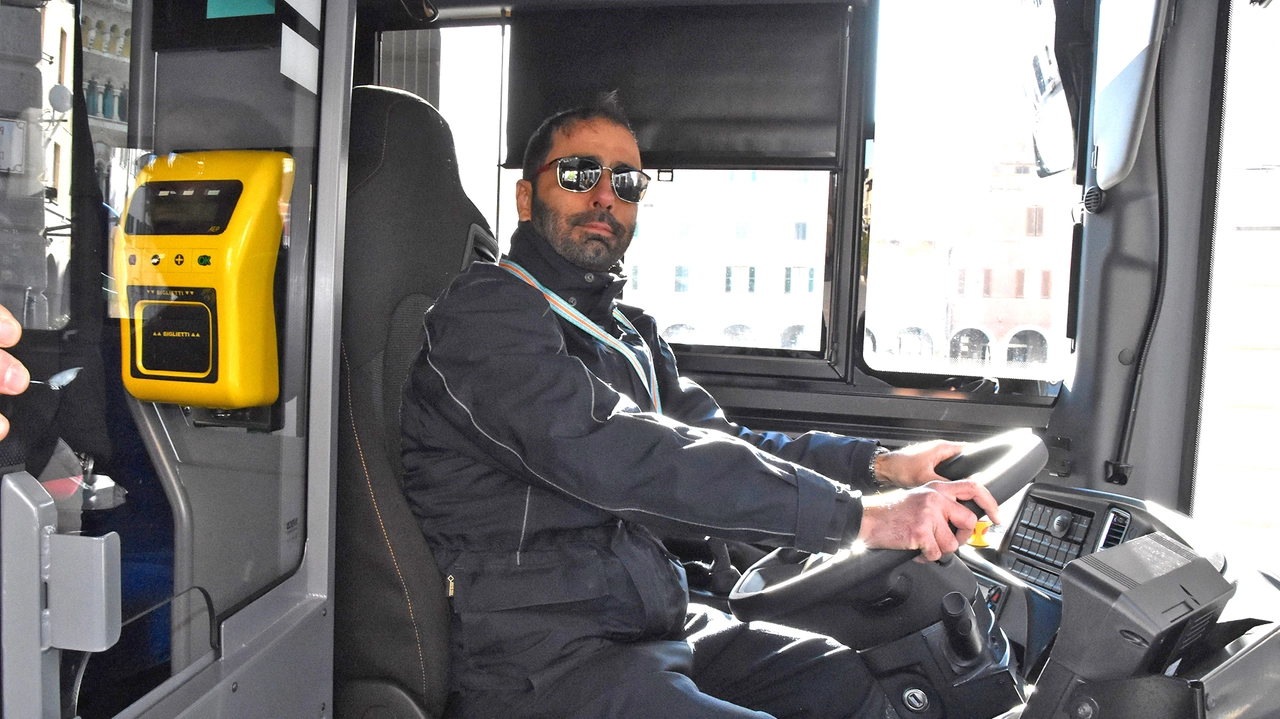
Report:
400,94,1001,719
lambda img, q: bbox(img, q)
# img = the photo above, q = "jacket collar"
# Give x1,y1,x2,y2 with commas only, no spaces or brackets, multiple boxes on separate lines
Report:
506,221,628,327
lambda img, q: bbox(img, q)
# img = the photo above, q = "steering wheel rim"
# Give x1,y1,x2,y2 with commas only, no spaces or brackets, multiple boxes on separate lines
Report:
728,428,1048,623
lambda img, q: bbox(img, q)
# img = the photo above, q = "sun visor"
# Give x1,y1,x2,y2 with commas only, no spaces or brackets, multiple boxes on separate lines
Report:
504,4,851,170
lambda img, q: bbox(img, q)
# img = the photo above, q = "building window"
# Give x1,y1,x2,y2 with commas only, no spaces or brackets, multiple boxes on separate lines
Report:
629,265,639,290
674,265,689,293
102,82,115,120
957,268,967,296
59,30,68,85
795,221,807,240
726,266,755,293
1041,270,1052,299
1026,205,1045,236
1015,268,1026,298
787,267,810,293
808,267,815,293
982,269,993,298
734,222,748,239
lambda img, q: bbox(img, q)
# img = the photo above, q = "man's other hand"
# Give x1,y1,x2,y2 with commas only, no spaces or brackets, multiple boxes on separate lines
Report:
0,303,30,440
875,439,965,488
856,480,1001,562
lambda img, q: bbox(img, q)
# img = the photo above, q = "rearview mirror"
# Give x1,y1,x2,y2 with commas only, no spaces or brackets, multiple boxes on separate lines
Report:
1091,0,1171,190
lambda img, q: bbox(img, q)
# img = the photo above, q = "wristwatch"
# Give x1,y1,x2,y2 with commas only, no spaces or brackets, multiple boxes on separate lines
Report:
869,445,892,488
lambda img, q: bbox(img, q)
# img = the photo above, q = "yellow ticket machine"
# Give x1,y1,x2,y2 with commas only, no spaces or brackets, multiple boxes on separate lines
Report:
115,151,293,409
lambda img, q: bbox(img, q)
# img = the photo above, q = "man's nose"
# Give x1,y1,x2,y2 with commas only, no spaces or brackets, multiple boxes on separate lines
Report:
589,170,617,209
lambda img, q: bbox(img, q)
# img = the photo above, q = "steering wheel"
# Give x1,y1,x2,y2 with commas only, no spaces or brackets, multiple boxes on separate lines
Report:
728,428,1048,622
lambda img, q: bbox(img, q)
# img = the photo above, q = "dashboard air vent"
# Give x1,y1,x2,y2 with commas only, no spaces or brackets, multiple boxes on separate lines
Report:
1098,509,1131,550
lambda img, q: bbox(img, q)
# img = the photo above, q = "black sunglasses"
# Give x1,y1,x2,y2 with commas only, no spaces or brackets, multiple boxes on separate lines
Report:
534,156,651,204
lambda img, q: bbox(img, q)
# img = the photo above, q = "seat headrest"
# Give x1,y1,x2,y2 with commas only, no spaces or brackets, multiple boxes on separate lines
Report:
342,85,493,367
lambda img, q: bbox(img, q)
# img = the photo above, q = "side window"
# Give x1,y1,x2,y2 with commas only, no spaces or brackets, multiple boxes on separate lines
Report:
1,0,81,330
1194,0,1280,574
3,0,325,713
861,0,1077,381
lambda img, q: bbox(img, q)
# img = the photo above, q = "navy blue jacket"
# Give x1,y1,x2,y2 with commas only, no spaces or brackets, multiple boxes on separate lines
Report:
401,223,879,697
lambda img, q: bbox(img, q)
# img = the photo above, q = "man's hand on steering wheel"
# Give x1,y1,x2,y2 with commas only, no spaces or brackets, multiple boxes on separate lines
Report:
874,439,966,489
856,480,1001,562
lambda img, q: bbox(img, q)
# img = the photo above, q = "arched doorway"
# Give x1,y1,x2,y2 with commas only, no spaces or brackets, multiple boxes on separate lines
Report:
1006,329,1048,364
950,328,990,363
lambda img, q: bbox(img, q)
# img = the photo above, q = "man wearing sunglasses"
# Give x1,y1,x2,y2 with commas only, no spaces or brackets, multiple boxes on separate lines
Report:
401,93,999,719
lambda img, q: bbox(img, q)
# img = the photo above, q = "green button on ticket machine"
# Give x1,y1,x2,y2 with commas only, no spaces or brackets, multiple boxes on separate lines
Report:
115,151,294,409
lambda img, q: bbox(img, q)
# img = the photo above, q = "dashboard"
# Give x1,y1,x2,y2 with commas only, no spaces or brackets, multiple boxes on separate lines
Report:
963,482,1231,679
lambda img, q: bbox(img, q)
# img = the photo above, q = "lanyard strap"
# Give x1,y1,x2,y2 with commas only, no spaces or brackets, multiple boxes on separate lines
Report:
500,260,663,414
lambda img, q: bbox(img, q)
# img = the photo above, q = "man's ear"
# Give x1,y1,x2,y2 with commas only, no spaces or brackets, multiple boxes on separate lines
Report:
516,179,533,222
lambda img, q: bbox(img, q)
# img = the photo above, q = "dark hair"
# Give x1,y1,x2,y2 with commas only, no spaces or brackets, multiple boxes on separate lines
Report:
521,91,636,181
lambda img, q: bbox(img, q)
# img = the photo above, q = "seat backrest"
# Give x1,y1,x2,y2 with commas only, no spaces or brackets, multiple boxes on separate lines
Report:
334,85,497,719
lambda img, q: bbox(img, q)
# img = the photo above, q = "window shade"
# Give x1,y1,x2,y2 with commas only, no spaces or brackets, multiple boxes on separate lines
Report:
504,3,852,170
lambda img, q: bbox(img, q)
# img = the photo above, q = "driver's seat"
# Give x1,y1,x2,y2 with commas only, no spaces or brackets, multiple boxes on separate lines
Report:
334,85,497,719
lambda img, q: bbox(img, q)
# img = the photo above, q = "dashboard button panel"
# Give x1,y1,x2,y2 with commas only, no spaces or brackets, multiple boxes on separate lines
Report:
1006,497,1094,593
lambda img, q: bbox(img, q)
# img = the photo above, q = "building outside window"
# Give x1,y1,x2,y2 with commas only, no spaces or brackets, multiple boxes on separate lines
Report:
726,265,755,293
1026,205,1044,236
674,265,689,292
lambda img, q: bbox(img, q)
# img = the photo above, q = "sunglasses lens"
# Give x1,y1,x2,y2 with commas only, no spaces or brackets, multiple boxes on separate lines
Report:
558,158,602,192
611,171,649,203
553,157,649,203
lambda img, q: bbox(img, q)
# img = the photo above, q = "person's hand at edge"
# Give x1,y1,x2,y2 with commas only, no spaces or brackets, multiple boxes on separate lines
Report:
875,439,965,489
0,303,30,440
856,479,1001,562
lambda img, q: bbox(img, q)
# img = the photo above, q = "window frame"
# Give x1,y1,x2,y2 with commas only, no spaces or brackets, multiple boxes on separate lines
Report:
419,6,1062,424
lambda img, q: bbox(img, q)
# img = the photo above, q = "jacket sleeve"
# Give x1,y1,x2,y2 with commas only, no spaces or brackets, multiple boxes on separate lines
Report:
645,322,881,495
403,267,862,553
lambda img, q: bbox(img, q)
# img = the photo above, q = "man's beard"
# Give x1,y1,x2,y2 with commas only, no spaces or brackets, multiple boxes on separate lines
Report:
530,194,633,273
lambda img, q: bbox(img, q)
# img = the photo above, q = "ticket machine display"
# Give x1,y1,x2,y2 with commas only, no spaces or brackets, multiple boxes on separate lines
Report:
115,151,293,409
